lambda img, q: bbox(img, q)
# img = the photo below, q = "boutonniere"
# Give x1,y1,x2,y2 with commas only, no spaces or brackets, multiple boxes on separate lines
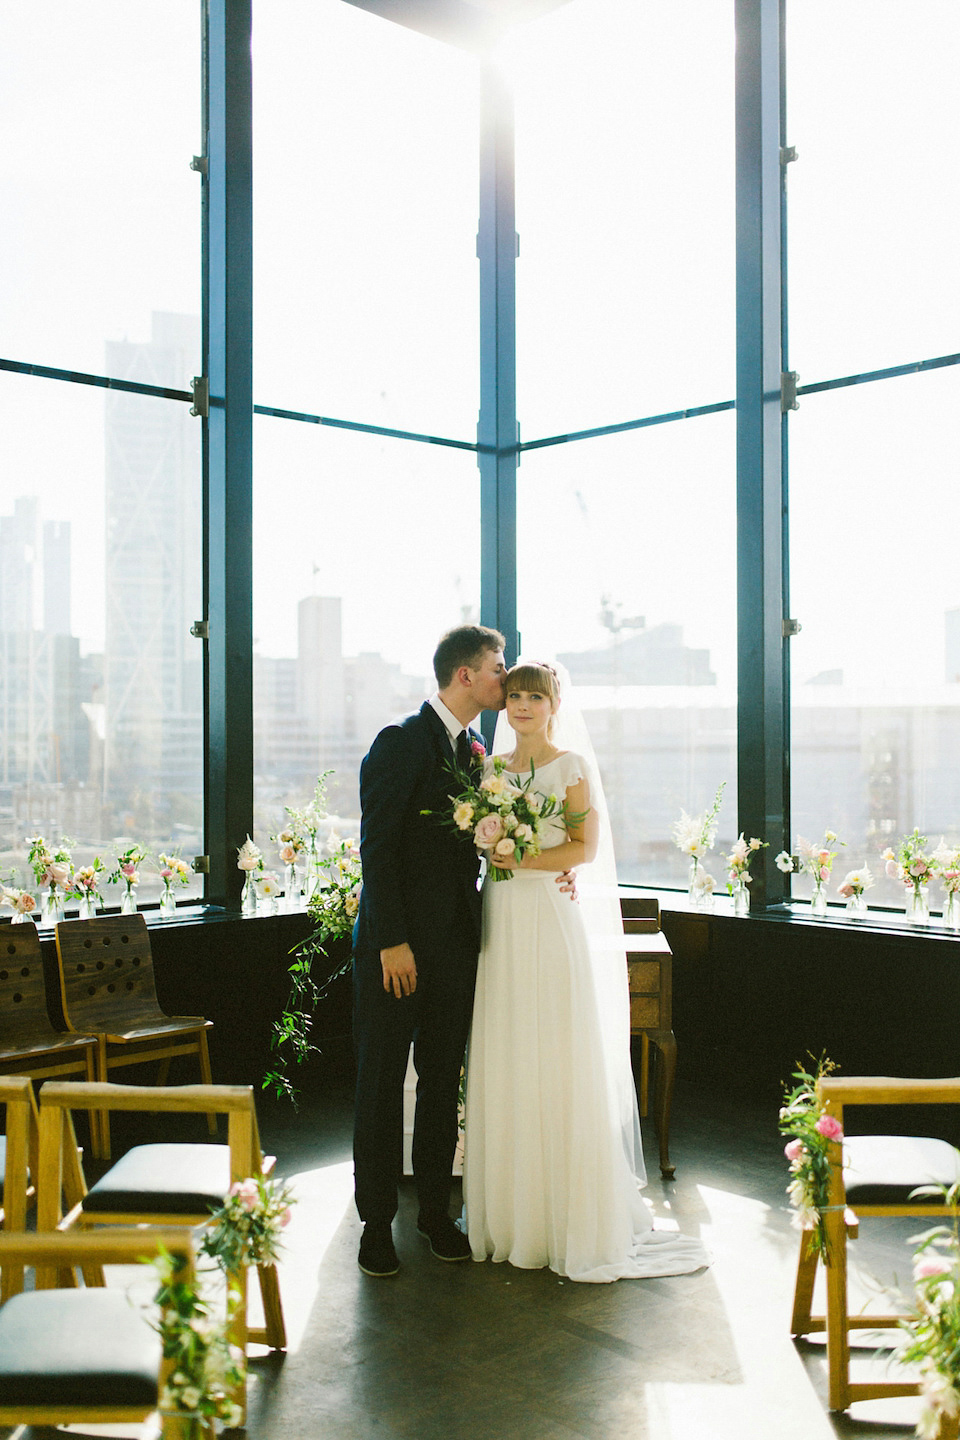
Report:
469,737,486,760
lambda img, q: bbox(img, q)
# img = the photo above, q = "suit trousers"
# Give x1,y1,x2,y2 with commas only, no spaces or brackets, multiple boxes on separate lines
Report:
353,940,478,1225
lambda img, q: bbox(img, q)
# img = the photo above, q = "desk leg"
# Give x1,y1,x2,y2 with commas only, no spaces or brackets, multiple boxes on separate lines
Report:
653,1031,677,1179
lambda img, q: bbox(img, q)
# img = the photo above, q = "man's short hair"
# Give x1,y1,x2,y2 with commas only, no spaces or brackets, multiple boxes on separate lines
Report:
433,625,506,689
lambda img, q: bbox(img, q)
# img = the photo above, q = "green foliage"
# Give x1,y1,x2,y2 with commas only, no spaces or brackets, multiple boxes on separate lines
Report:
263,824,361,1107
151,1246,245,1435
899,1193,960,1439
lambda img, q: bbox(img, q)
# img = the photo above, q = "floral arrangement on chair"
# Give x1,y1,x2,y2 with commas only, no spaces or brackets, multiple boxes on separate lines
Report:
201,1174,294,1271
899,1194,960,1440
779,1055,842,1260
152,1246,245,1436
671,781,726,906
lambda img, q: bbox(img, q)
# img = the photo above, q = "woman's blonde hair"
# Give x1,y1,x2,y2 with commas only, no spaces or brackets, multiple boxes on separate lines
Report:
505,662,561,738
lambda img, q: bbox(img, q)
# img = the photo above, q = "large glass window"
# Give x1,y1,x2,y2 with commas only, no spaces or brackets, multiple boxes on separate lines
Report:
512,0,735,441
0,356,203,907
253,0,480,439
789,370,960,909
252,417,480,849
786,0,960,381
516,412,737,886
0,1,201,385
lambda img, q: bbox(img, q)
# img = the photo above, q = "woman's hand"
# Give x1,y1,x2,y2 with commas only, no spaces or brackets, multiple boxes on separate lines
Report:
491,841,520,870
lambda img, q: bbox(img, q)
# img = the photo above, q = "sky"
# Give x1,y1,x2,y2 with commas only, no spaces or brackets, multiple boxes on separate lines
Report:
1,0,958,693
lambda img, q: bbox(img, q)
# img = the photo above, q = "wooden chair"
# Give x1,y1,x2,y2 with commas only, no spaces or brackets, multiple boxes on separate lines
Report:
792,1075,960,1417
0,1226,200,1438
37,1080,287,1424
54,913,215,1156
0,1076,33,1302
0,922,102,1154
621,896,677,1177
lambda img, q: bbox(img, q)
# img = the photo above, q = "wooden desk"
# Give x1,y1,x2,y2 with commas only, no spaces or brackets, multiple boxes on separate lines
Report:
622,899,676,1179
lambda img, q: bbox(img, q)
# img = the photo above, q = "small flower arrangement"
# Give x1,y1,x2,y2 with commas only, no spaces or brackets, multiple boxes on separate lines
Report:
272,826,305,868
672,781,725,871
933,842,960,897
797,829,845,912
725,834,767,894
159,853,191,888
26,834,73,895
151,1246,245,1436
70,858,105,909
882,828,938,897
108,842,148,895
254,870,282,903
201,1173,294,1271
236,835,262,876
899,1196,960,1440
0,883,38,923
779,1055,841,1259
837,865,874,914
440,755,571,882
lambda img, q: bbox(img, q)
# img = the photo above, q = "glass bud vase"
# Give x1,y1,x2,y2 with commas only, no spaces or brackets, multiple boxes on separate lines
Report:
284,863,301,909
845,892,868,917
120,885,138,915
906,885,930,925
944,891,960,931
257,890,278,918
41,886,65,927
810,883,828,918
77,894,97,921
687,859,700,905
158,884,178,920
731,878,750,917
240,875,257,915
304,847,322,900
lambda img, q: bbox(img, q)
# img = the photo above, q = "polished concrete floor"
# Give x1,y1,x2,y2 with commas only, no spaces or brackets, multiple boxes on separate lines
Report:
3,1066,933,1440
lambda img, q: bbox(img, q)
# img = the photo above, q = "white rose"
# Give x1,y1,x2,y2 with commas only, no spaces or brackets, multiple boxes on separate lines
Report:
514,823,533,843
493,838,516,859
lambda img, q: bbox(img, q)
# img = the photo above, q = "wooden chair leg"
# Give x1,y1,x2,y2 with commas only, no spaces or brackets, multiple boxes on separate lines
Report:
252,1263,287,1350
653,1031,677,1178
824,1194,852,1411
637,1033,650,1116
791,1230,820,1336
95,1036,112,1159
198,1030,218,1135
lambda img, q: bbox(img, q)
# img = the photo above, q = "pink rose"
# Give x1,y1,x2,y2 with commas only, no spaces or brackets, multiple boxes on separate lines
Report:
916,1257,952,1279
120,862,137,878
815,1114,843,1141
837,883,853,898
474,814,505,849
46,862,70,887
885,859,899,878
819,865,830,881
910,861,928,878
278,844,297,864
230,1178,260,1211
16,893,36,914
470,738,486,757
160,867,173,881
238,854,258,871
784,1139,806,1162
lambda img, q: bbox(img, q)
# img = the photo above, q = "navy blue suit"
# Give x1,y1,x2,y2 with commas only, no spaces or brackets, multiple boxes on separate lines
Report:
353,702,483,1224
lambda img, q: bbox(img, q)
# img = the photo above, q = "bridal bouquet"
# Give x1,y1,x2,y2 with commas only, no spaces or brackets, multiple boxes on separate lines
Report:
438,755,569,882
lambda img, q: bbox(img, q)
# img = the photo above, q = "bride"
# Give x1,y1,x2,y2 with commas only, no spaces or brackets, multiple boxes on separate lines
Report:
462,661,709,1283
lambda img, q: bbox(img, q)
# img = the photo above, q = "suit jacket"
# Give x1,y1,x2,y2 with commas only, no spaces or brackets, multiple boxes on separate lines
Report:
354,702,483,970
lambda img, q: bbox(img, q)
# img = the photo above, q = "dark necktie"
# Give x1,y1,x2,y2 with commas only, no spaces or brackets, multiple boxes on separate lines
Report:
456,728,472,773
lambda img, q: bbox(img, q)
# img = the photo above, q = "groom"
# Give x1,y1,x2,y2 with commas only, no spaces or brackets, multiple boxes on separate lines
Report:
352,624,507,1276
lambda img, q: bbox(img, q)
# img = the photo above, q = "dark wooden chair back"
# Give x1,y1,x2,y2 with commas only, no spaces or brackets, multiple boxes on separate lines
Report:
0,926,57,1050
54,915,168,1034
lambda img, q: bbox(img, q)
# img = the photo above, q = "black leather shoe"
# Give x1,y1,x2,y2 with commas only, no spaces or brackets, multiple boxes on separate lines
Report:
358,1223,399,1276
417,1212,471,1262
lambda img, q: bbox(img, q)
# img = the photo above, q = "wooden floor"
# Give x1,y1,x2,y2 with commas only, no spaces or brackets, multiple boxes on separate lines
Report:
2,1066,932,1439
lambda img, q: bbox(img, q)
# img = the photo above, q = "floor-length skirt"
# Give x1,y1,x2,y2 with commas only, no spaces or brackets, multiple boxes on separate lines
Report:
463,872,709,1283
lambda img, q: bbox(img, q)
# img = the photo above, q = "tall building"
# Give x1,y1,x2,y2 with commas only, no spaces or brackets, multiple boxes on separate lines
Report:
43,520,72,636
102,312,203,828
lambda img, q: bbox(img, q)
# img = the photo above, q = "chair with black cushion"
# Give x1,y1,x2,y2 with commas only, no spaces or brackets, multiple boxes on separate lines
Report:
0,922,102,1154
0,1226,199,1438
37,1079,287,1423
791,1074,960,1418
54,913,215,1156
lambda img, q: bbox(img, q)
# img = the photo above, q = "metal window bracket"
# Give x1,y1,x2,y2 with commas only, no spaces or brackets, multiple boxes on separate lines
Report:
190,619,209,640
780,145,798,166
780,371,800,412
192,855,210,874
189,375,209,418
190,154,208,175
782,618,802,638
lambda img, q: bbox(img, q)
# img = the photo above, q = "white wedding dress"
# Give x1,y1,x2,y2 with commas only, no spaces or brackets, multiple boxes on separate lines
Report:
463,751,709,1283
